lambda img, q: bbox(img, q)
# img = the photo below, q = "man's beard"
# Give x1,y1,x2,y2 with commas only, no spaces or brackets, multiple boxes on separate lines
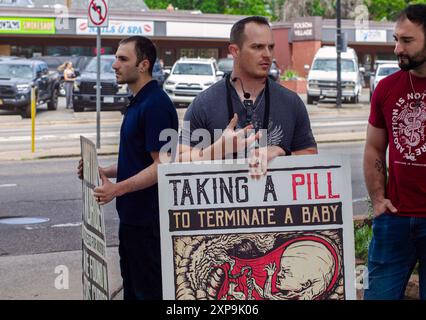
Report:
397,50,426,71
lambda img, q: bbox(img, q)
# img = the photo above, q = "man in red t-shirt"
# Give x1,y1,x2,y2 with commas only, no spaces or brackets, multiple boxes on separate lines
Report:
363,4,426,300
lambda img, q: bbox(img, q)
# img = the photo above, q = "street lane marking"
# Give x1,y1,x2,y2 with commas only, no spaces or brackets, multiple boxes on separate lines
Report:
51,222,82,228
353,197,368,203
311,120,367,127
0,184,17,188
0,132,119,142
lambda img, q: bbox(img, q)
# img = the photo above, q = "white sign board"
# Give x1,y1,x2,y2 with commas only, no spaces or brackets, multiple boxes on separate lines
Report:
158,155,356,300
80,136,109,300
356,29,387,42
88,0,109,28
77,18,154,36
166,22,232,38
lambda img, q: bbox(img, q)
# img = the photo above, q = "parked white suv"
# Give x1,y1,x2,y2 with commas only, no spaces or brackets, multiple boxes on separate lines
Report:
370,62,399,100
163,57,223,106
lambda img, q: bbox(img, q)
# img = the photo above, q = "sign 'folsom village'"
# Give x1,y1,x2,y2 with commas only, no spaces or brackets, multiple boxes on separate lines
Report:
158,155,356,300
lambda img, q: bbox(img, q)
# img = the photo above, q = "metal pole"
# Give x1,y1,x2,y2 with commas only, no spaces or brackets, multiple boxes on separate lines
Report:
96,27,101,149
336,0,342,108
31,86,36,153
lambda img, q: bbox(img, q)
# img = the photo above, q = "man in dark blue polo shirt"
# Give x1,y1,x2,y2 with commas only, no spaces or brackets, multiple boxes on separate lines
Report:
89,36,178,300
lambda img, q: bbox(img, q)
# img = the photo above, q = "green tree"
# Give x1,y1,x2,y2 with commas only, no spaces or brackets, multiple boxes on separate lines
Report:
224,0,270,16
198,0,223,13
365,0,407,21
144,0,169,9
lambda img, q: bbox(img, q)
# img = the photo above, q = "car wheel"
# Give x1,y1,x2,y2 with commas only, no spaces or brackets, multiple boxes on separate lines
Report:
352,95,359,104
73,104,84,112
307,95,316,105
21,103,32,118
47,89,58,110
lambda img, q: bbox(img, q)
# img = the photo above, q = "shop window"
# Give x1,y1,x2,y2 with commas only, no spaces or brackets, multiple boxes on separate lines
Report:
10,45,42,58
198,48,218,59
179,48,196,58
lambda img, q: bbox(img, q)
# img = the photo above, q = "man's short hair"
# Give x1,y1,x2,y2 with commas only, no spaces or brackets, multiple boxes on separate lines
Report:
230,16,270,47
396,4,426,40
119,36,157,75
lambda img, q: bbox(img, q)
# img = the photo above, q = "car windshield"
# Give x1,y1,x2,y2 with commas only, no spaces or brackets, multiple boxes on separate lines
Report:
85,58,114,73
172,63,213,75
0,64,33,79
377,67,399,76
218,59,233,72
312,59,356,72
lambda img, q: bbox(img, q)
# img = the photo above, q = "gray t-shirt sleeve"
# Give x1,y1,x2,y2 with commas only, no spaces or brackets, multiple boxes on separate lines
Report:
290,95,317,151
179,97,212,149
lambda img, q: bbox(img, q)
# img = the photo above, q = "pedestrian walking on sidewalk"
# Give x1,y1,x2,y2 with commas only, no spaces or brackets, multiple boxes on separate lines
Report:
78,36,178,300
61,61,76,109
178,16,317,178
363,4,426,300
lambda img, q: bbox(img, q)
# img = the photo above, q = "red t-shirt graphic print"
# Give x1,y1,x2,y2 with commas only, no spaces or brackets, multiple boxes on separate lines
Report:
369,70,426,216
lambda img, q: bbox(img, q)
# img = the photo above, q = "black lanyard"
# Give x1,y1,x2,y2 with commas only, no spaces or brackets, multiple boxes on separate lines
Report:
225,73,270,131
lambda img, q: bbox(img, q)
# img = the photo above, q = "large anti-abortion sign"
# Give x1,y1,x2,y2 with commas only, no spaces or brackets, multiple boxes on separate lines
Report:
158,155,356,300
80,136,109,300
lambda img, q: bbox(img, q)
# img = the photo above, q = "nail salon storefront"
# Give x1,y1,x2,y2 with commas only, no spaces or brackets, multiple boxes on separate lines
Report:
0,7,243,68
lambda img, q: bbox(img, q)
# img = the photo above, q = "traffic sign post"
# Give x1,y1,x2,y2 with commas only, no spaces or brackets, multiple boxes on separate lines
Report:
88,0,108,28
88,0,109,149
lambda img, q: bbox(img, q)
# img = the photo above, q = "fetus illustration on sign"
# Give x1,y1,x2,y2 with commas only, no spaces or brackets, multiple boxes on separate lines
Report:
172,231,343,300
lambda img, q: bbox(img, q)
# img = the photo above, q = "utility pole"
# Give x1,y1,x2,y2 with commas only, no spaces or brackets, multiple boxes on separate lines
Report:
336,0,342,108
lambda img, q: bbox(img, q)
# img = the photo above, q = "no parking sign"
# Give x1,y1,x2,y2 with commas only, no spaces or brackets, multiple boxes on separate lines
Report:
88,0,109,28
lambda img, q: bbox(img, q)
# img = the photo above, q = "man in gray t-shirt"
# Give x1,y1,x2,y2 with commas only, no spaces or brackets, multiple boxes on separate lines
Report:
178,16,317,176
180,77,316,154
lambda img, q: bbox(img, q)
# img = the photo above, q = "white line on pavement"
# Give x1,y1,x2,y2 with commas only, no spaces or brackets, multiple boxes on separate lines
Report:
51,222,82,228
0,132,119,142
0,184,17,188
352,197,368,203
311,120,367,127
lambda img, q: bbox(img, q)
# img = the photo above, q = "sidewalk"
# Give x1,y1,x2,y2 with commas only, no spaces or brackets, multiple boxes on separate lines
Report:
0,246,123,300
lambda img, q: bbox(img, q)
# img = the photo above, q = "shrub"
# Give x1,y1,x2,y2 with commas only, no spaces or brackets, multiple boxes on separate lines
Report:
354,199,373,262
280,70,299,81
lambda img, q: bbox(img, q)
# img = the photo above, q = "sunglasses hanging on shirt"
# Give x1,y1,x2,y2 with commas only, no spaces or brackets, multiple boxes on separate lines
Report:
226,73,269,131
225,74,291,156
231,77,254,127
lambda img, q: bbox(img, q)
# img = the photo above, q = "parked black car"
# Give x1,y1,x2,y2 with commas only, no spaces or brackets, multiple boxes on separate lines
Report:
217,57,281,81
0,59,60,118
72,55,130,112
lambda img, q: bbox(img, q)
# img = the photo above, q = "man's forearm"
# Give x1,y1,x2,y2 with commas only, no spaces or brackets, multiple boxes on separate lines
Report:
364,148,387,204
178,143,225,162
102,164,118,179
115,162,158,196
292,147,318,155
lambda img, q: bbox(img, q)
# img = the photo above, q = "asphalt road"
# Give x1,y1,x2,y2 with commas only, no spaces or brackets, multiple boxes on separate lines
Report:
0,156,119,257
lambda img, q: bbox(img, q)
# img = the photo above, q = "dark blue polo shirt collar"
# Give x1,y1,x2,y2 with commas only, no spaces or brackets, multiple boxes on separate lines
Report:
128,80,158,108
